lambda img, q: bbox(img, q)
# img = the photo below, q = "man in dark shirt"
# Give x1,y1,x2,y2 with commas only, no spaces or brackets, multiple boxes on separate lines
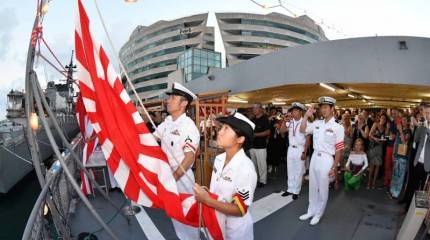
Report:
362,109,374,129
250,103,270,188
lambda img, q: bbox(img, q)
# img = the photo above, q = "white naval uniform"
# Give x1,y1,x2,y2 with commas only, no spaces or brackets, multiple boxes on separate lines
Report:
154,113,200,240
210,149,257,240
286,118,307,194
305,117,344,218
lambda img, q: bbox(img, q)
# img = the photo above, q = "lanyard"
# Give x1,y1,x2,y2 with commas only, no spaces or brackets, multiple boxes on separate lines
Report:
292,119,300,137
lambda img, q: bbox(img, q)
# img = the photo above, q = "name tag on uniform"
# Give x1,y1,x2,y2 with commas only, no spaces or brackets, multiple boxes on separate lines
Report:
223,176,232,182
325,129,334,135
170,129,180,136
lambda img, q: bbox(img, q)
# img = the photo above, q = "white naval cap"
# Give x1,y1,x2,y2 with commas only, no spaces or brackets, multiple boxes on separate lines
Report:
318,96,336,106
166,82,197,102
288,102,306,111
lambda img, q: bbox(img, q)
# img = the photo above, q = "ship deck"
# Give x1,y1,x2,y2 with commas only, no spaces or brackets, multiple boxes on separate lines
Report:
70,164,403,240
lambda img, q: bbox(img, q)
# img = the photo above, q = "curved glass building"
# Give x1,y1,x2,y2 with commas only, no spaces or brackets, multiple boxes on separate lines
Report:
216,12,328,66
120,12,327,102
119,13,215,102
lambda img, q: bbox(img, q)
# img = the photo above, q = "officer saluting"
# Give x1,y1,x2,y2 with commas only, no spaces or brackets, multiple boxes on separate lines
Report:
153,82,200,240
280,102,310,200
298,96,344,225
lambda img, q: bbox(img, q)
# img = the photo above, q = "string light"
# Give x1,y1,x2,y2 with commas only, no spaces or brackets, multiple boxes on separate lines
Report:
41,0,50,15
248,0,350,38
29,112,39,131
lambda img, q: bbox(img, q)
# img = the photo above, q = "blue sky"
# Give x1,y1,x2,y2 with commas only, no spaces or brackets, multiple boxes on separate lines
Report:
0,0,429,117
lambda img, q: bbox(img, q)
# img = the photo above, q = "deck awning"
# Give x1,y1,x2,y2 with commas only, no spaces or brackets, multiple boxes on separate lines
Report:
185,36,430,109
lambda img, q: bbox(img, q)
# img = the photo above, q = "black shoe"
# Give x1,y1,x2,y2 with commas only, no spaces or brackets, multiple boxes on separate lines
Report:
292,194,298,200
257,182,265,188
282,191,292,197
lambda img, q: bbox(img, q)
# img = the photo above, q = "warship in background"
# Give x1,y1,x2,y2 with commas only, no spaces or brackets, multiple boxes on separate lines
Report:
0,60,79,193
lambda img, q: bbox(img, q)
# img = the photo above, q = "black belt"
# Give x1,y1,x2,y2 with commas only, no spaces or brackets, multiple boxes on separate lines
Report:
316,151,333,157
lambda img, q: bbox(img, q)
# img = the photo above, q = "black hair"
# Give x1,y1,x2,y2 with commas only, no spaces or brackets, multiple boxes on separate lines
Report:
228,124,253,150
179,96,191,109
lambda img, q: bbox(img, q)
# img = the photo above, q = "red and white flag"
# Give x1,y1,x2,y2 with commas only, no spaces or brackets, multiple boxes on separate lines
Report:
75,0,225,239
76,93,98,195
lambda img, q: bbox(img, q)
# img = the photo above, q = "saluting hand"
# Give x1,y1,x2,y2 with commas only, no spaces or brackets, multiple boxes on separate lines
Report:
305,104,316,118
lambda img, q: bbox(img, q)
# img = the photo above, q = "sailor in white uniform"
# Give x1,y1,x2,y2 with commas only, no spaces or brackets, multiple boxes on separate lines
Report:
153,82,200,240
299,96,344,225
280,102,310,200
194,112,258,240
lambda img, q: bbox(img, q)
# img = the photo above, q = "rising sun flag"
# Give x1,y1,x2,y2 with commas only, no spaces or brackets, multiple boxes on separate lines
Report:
74,0,225,239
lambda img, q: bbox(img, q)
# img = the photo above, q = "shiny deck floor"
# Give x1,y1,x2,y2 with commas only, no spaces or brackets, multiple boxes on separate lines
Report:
70,164,402,240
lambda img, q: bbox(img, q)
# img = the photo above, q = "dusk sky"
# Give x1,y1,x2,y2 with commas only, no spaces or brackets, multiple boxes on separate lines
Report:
1,0,429,117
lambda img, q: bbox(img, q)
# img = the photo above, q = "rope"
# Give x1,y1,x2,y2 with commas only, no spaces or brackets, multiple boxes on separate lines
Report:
40,37,68,72
92,0,194,185
91,1,207,238
37,52,68,78
36,138,66,151
0,144,33,165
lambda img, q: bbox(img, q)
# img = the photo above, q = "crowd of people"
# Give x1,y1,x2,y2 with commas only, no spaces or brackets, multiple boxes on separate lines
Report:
236,101,430,216
145,82,429,238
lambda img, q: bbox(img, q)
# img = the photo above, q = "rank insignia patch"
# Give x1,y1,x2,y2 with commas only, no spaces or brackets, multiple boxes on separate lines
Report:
237,189,249,201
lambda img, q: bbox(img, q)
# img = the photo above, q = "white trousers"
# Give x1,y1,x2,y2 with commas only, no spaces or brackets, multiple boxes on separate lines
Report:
287,146,305,194
307,152,333,218
172,169,199,240
250,148,267,184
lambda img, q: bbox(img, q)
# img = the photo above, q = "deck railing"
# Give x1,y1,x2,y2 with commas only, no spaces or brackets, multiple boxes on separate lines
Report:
22,135,83,240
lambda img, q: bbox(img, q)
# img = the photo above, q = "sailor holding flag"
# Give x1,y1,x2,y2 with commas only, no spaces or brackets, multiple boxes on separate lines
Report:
153,82,200,239
194,112,258,239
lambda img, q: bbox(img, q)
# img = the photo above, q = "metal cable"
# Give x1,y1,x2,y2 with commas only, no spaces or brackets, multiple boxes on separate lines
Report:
33,71,130,223
31,72,119,240
91,2,207,238
0,144,33,165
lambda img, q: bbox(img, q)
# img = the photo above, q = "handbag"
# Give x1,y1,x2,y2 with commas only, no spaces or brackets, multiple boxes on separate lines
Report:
397,143,408,156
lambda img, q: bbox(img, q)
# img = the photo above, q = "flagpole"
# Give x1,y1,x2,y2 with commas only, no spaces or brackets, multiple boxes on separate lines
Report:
92,0,194,186
91,2,210,238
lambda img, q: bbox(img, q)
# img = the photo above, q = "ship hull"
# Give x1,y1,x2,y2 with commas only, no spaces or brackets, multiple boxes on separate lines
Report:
0,117,79,193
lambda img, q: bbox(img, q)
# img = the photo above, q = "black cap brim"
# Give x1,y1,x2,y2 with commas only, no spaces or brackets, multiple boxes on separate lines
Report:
166,89,193,102
216,116,254,147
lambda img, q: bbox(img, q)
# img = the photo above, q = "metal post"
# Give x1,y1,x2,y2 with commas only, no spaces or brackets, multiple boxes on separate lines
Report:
31,72,119,240
24,0,45,189
33,71,130,223
22,165,57,240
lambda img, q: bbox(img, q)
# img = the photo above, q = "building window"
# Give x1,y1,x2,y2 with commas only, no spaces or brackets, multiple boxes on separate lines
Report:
177,48,221,82
240,19,320,41
239,30,310,45
129,59,177,77
132,83,168,94
127,46,186,68
132,71,172,84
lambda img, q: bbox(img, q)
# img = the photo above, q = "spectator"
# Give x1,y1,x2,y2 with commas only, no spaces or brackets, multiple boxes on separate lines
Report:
344,138,368,191
403,103,430,210
367,113,388,189
390,116,412,198
384,109,399,189
352,113,370,150
250,103,270,188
